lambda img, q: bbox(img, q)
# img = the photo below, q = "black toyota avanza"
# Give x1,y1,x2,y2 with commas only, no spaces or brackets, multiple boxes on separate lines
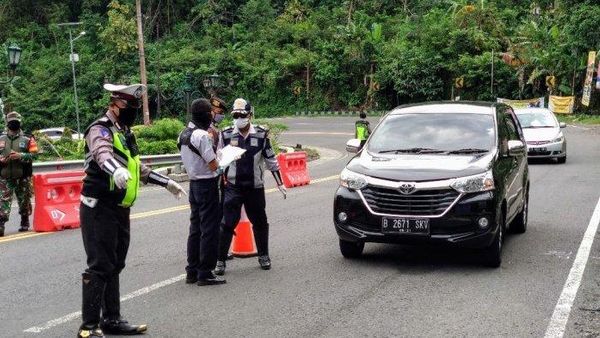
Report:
333,102,529,267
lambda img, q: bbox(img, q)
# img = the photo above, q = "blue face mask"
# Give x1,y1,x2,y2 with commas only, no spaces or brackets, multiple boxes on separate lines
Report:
214,113,225,124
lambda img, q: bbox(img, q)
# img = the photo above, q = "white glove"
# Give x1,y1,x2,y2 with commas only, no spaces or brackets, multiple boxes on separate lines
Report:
277,184,287,200
166,179,187,199
113,167,131,189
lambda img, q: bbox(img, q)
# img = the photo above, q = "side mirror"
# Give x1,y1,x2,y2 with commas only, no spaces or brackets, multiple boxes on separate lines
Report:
346,139,362,153
508,140,525,157
559,122,567,128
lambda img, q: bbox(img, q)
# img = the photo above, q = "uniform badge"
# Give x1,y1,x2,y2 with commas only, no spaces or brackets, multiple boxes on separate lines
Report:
250,138,258,147
100,128,111,138
19,142,26,148
231,139,239,147
0,141,5,148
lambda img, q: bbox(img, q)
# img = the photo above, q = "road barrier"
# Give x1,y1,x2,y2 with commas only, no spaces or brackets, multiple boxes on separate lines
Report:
33,154,183,173
277,151,310,188
32,171,85,232
231,206,257,257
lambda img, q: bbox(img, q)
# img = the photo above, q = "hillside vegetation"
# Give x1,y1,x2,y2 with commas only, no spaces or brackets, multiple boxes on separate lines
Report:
1,0,599,131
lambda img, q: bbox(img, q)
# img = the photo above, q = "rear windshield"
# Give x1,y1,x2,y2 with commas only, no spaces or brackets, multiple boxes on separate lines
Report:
368,113,496,154
516,111,557,128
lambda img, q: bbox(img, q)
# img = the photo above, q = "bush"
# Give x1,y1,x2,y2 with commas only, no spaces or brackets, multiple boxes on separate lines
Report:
131,118,185,141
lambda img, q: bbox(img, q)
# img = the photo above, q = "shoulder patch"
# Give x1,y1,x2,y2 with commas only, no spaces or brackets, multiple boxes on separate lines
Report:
99,128,111,138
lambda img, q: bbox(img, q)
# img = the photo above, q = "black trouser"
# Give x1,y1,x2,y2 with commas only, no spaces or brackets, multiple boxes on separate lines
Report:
80,199,130,329
218,185,269,261
186,177,220,278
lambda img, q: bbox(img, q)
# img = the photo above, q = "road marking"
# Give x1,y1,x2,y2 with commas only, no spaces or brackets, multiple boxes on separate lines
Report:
0,231,51,243
545,196,600,338
23,274,186,333
20,174,342,333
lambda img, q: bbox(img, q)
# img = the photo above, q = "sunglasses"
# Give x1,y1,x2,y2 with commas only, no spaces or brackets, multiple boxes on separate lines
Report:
232,112,250,119
118,99,142,109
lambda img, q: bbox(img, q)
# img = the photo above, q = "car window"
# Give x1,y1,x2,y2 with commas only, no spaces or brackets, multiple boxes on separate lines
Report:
516,111,557,128
367,113,496,153
504,114,520,141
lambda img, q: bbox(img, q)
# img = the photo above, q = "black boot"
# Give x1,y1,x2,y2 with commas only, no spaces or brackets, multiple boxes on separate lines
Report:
19,215,29,232
0,222,4,237
100,274,147,335
79,273,106,337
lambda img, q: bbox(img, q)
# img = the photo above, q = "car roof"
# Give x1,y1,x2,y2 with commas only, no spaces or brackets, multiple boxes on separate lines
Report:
389,101,498,115
38,127,65,132
514,107,552,115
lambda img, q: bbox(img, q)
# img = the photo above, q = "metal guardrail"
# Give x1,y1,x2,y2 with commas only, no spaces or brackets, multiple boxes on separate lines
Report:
32,154,182,173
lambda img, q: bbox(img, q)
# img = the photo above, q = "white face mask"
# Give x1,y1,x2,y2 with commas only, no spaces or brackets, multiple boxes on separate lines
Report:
234,117,250,129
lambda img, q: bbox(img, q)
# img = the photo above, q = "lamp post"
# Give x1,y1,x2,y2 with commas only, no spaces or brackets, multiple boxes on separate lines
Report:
0,43,22,118
57,22,85,139
202,73,234,98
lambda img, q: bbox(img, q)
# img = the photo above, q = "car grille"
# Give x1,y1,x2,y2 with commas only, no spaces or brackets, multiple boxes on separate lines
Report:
360,186,460,216
527,140,550,145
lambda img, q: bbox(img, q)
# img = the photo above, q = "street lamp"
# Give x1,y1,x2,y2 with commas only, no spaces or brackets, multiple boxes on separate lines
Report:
203,73,234,97
57,22,85,139
7,45,22,72
0,43,22,118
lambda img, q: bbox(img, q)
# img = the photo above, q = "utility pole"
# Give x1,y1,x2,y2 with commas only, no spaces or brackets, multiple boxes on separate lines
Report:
136,0,150,125
491,49,494,97
57,22,85,138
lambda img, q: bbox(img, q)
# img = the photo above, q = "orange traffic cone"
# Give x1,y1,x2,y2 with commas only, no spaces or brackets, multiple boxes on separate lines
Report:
231,205,258,257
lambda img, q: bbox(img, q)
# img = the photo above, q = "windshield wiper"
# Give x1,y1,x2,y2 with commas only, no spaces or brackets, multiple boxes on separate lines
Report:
446,148,489,154
378,147,446,154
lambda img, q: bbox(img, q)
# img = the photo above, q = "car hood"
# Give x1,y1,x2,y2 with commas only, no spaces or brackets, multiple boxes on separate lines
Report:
522,127,560,142
346,151,495,182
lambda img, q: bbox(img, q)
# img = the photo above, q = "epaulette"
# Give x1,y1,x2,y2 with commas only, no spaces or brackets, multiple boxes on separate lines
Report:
256,125,270,132
256,125,270,137
221,126,234,138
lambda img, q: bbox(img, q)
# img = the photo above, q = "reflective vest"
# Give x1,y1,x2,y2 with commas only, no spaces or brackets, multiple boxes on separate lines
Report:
355,120,370,141
82,117,141,207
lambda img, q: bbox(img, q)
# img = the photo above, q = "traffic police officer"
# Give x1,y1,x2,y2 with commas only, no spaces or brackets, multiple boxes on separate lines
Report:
78,84,186,338
178,98,226,286
214,98,286,275
208,96,227,151
0,111,38,236
355,112,371,147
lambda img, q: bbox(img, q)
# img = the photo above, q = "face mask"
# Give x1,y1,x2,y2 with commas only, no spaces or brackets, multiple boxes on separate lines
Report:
7,121,20,131
214,113,225,124
234,117,249,129
119,107,138,127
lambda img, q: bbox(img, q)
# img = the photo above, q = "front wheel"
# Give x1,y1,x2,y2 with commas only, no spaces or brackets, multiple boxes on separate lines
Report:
339,239,364,258
483,213,504,268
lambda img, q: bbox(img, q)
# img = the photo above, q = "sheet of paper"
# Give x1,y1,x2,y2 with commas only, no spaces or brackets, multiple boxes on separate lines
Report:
217,145,246,168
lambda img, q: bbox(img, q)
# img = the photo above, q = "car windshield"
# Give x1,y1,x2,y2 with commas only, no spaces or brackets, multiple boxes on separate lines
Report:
368,113,495,154
516,111,557,128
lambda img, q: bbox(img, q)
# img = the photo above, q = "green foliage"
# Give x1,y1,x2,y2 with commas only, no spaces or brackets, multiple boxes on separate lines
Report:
131,118,184,141
2,0,600,129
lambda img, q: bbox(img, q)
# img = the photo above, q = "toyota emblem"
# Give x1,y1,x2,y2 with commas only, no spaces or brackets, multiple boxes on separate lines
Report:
398,183,416,195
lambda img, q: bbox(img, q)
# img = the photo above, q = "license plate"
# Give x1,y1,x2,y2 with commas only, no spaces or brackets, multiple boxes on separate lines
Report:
529,147,547,153
381,217,430,235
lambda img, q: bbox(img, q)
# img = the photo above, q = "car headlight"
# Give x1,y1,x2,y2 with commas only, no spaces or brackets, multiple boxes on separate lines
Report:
451,170,494,193
552,134,564,143
340,168,368,190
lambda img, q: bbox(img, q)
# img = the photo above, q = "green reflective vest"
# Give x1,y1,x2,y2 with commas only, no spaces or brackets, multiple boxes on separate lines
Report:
355,120,370,141
82,118,141,208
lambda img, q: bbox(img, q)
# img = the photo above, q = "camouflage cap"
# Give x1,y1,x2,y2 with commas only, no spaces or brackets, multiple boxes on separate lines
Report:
6,111,22,122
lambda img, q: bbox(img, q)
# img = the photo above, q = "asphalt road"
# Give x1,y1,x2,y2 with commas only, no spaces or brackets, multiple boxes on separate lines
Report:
1,116,599,337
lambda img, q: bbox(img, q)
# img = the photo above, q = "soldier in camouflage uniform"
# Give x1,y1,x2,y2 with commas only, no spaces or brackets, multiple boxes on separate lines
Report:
0,111,38,236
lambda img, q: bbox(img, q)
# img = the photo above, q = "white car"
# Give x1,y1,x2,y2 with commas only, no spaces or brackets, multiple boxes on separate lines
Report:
36,127,84,141
514,108,567,163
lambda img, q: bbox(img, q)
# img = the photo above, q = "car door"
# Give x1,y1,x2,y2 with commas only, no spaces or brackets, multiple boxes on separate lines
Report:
503,107,527,222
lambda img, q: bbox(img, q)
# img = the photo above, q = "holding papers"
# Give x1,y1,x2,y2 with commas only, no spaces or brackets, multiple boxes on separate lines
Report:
217,145,246,168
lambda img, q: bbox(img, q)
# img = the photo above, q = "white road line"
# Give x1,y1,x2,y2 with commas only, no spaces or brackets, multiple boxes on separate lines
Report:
545,196,600,338
23,274,185,333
